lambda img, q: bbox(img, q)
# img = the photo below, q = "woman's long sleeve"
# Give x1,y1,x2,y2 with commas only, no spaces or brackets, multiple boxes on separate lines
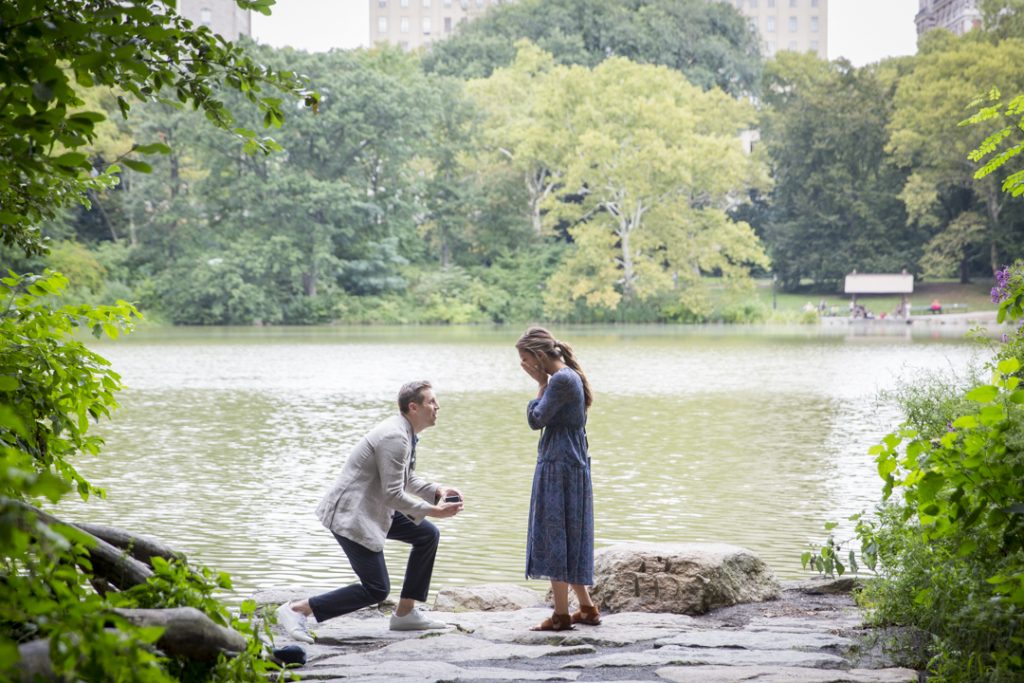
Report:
526,371,571,430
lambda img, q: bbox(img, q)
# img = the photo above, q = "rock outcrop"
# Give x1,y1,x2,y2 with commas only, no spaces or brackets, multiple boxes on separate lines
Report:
590,542,781,614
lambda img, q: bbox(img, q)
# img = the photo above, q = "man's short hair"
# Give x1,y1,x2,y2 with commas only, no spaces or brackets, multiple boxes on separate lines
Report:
398,380,432,414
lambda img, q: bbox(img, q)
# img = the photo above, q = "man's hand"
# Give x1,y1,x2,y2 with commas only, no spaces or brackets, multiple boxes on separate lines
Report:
429,500,463,518
439,486,463,503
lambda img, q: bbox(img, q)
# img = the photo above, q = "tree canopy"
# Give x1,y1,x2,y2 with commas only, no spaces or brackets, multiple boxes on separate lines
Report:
422,0,763,97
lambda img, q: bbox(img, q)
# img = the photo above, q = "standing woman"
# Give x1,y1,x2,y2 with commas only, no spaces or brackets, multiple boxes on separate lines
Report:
515,327,600,631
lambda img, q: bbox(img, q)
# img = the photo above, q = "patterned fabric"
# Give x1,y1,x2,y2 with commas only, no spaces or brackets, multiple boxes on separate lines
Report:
525,367,594,585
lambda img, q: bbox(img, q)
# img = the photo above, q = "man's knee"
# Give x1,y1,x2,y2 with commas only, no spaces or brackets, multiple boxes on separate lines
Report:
417,522,440,548
364,576,390,603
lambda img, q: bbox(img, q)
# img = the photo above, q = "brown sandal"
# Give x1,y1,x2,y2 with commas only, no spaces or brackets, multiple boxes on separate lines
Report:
571,604,601,626
530,612,574,631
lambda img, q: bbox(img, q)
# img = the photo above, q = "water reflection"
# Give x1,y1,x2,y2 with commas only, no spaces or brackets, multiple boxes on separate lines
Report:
58,325,983,599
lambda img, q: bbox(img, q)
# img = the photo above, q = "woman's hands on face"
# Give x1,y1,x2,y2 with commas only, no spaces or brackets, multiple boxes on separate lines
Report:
520,356,547,384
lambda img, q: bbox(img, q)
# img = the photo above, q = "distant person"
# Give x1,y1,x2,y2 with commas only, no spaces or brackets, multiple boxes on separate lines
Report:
930,298,942,314
803,301,816,313
515,327,599,631
275,381,464,642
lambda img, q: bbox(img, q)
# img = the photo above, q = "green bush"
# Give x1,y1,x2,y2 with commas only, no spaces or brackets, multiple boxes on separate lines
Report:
0,272,281,681
858,261,1024,682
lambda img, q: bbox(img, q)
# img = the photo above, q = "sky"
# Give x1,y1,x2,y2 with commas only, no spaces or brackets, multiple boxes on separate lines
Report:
251,0,921,67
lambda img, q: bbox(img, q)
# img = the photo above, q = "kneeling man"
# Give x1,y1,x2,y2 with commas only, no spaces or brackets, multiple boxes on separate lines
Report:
276,380,463,641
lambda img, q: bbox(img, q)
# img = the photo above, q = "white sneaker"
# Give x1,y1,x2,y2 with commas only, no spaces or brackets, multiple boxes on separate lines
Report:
275,602,314,643
389,608,447,631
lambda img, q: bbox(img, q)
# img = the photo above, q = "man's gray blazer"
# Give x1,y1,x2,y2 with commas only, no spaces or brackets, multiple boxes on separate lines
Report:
316,414,439,552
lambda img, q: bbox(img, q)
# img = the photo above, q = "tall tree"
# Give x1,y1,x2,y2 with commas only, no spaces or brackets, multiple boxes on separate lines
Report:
888,31,1024,280
483,48,769,316
423,0,762,97
759,52,915,290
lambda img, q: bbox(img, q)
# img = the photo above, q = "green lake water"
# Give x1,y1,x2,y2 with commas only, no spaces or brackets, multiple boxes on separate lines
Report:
59,324,984,600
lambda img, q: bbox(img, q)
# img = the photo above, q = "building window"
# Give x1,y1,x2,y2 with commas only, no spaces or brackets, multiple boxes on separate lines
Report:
476,0,484,7
789,16,797,32
401,0,409,6
810,0,818,5
766,16,775,32
766,40,775,55
378,16,388,33
767,0,775,6
788,40,797,50
810,40,819,51
422,16,431,33
379,0,387,7
811,15,819,32
789,0,797,6
400,16,409,32
399,40,409,50
750,0,758,7
444,0,452,5
444,16,452,32
422,0,431,6
199,8,212,26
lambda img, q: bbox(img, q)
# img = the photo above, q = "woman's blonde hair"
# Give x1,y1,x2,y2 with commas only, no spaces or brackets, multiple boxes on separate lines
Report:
515,326,593,410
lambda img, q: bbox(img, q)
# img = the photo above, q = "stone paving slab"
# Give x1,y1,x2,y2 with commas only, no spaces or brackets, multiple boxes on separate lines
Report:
265,585,920,682
314,632,596,666
656,665,919,682
655,629,852,650
562,646,847,669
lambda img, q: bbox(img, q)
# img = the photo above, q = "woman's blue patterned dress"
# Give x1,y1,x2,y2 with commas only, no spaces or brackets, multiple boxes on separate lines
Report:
525,367,594,585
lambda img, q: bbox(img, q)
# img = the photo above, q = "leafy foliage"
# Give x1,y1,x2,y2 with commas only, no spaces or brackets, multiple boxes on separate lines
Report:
859,262,1024,681
759,52,916,290
423,0,763,97
0,0,315,257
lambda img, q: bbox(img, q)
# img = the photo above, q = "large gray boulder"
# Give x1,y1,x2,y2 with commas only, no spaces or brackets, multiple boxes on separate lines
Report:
433,583,545,612
590,543,780,615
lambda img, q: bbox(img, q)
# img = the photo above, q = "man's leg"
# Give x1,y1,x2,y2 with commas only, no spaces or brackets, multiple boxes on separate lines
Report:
305,533,391,623
385,512,439,616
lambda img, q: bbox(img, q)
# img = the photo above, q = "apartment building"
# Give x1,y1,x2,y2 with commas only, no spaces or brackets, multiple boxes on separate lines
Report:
719,0,828,59
914,0,981,36
370,0,826,57
370,0,510,51
176,0,252,41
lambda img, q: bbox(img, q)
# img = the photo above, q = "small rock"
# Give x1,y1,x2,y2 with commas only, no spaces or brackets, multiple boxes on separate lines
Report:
433,583,545,612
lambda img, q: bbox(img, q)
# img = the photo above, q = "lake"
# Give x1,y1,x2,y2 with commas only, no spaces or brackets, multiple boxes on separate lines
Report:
60,323,985,600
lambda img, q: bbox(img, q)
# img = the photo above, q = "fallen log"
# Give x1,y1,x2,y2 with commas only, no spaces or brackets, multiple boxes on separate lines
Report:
12,502,153,589
75,522,184,566
114,607,247,661
16,608,248,680
14,639,56,683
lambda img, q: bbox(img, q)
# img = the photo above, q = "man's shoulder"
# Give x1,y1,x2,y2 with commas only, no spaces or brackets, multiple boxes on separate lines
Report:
366,414,412,445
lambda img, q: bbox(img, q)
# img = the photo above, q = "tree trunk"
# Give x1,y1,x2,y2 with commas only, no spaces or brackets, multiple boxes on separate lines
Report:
13,502,154,589
75,522,184,566
16,608,248,680
115,607,247,660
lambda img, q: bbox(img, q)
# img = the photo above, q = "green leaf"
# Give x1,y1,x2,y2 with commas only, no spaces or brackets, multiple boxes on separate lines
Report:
998,357,1021,375
53,152,89,168
133,143,173,155
122,159,153,173
0,376,18,391
966,385,998,403
952,415,978,429
1010,390,1024,405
